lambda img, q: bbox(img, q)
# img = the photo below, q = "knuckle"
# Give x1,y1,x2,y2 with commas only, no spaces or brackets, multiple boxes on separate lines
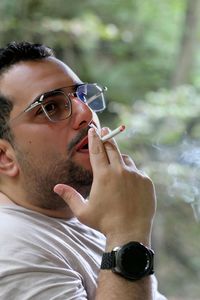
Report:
122,154,131,160
143,176,154,189
76,207,87,222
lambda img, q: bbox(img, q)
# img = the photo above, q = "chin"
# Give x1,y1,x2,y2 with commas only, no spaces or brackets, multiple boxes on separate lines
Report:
79,186,91,199
75,156,92,171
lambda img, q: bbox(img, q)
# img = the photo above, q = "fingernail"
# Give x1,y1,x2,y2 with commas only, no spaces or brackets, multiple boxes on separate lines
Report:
89,127,95,136
88,128,102,154
54,184,64,196
89,127,100,138
101,127,109,135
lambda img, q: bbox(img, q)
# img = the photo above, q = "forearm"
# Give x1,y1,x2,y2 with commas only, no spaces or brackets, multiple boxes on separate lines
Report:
95,231,154,300
54,128,157,299
96,270,153,300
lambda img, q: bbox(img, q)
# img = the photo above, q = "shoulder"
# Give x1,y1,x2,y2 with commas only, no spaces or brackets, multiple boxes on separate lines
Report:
0,205,105,256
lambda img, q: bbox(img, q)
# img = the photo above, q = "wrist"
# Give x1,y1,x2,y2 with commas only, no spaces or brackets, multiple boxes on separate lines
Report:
101,241,154,281
105,229,152,252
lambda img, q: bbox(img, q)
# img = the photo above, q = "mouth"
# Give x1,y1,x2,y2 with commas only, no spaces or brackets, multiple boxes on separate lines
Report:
70,123,97,154
75,135,89,152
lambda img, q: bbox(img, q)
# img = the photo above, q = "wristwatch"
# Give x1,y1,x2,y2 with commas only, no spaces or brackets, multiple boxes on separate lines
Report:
101,241,154,281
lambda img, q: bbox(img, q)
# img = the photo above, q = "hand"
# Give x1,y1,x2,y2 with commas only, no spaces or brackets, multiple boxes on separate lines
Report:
54,128,156,244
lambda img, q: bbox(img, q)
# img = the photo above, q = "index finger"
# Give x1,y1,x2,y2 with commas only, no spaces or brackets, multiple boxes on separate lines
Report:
88,128,109,172
101,127,124,167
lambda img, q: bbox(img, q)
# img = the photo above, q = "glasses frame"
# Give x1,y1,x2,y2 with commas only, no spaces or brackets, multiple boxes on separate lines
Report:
9,83,107,124
24,90,72,123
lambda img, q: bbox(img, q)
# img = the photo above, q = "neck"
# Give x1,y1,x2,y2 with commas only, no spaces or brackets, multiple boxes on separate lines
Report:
0,191,74,219
0,192,15,205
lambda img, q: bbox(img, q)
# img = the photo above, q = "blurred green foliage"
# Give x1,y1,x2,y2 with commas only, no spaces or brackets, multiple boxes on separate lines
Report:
117,85,200,299
0,0,190,104
1,0,200,299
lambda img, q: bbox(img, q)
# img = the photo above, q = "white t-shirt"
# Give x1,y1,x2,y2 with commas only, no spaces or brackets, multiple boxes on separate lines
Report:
0,204,167,300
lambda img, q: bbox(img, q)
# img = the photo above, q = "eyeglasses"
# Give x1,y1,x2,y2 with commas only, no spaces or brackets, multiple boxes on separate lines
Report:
10,83,107,123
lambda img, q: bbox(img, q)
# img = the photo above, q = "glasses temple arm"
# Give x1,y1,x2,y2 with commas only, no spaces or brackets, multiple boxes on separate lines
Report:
25,95,44,112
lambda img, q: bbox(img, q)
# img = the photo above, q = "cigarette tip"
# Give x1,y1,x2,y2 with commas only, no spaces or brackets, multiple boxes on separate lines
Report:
120,125,126,132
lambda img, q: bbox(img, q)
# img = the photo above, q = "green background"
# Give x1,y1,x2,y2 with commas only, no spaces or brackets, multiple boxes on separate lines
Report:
1,1,200,299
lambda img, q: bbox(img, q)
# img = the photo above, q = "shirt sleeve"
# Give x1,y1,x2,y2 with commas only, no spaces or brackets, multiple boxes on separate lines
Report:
0,255,89,300
153,275,168,300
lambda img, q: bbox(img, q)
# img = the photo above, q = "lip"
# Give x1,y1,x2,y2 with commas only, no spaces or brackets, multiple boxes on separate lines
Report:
75,135,89,152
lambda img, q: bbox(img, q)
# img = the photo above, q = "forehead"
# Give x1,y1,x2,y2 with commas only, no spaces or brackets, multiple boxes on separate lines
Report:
0,57,81,114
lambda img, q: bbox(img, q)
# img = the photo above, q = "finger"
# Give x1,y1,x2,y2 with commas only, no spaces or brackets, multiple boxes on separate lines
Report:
54,184,86,217
122,154,138,169
101,127,121,152
88,128,109,171
103,141,124,167
138,169,150,178
122,154,150,178
101,127,124,167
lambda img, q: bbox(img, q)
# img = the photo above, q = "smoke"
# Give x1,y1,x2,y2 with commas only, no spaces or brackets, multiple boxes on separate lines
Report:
163,140,200,221
117,85,200,222
180,143,200,167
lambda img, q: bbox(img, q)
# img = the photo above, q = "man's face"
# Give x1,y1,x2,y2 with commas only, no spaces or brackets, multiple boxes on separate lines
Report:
0,57,100,210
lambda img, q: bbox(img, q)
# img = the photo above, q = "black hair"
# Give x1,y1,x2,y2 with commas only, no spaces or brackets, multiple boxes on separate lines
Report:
0,41,55,143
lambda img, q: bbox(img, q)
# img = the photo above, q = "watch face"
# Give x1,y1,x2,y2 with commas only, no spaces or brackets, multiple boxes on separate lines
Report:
116,242,151,280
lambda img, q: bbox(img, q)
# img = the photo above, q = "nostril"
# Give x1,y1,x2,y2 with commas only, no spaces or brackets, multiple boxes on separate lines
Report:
79,120,87,127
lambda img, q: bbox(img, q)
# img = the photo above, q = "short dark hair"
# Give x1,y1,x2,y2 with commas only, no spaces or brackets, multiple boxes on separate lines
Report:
0,41,55,143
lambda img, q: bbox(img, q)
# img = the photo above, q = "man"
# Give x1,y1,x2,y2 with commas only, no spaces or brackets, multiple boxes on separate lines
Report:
0,42,166,299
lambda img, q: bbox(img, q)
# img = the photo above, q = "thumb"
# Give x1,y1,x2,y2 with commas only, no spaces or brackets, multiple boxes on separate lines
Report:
54,184,86,217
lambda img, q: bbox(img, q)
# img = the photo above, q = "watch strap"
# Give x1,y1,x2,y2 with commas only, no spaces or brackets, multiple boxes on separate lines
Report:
101,251,154,274
100,242,154,280
101,252,115,269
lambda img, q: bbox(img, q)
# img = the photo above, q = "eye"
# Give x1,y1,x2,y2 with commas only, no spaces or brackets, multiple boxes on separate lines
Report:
35,101,56,116
35,99,60,118
43,101,57,115
33,90,71,121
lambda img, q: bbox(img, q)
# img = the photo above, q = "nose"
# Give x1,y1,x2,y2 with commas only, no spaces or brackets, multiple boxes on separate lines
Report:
71,97,93,129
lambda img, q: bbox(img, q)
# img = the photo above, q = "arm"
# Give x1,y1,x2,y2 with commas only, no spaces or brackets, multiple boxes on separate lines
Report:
54,127,156,300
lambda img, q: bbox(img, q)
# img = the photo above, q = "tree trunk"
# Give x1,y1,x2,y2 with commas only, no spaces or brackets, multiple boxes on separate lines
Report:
171,0,200,87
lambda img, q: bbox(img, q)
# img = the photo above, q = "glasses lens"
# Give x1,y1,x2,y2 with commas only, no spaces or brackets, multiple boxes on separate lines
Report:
76,84,106,112
42,91,71,122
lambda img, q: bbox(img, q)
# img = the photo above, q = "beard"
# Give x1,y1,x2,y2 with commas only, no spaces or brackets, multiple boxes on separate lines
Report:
15,149,93,211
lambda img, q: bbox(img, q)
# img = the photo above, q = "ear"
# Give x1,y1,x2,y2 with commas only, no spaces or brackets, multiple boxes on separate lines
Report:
0,139,19,177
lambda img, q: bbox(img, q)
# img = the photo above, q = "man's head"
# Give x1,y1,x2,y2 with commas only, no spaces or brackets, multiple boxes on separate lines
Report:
0,41,104,217
0,42,54,143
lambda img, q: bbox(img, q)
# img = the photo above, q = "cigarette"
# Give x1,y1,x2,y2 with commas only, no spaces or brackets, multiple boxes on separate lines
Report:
101,125,126,142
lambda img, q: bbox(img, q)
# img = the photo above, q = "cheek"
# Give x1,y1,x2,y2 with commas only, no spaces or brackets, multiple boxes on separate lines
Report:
13,124,68,157
92,112,100,129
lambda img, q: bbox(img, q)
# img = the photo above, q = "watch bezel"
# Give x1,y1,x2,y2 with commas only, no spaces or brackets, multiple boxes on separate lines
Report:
112,241,154,281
